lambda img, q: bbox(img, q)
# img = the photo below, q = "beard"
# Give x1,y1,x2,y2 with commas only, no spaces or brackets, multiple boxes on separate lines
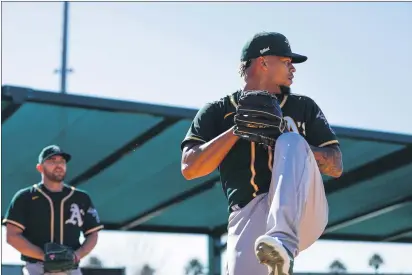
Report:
280,85,291,95
43,169,66,182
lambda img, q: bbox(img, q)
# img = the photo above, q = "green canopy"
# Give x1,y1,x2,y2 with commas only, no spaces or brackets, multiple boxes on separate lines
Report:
2,85,412,244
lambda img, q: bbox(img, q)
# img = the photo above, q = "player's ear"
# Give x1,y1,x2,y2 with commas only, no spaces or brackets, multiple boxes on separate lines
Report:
36,163,43,173
259,57,268,71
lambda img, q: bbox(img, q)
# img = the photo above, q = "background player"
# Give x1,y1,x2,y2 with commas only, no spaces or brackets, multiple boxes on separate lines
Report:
3,145,104,275
180,32,343,275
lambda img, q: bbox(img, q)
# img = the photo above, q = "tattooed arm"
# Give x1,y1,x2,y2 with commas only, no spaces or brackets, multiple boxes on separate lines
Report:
310,144,343,178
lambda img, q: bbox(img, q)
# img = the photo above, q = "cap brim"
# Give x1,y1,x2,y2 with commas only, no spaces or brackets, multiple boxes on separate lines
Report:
45,152,72,163
289,53,307,63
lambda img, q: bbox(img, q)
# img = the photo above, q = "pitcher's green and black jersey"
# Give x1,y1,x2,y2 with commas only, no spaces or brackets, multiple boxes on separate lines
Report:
181,90,339,212
2,183,104,263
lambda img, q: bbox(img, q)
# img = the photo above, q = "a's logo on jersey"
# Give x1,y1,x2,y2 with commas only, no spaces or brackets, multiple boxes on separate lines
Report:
283,116,300,133
297,121,306,136
87,207,101,223
65,203,84,227
283,116,307,136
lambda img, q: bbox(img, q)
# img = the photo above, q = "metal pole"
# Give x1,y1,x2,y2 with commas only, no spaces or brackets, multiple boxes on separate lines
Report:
59,1,70,149
208,234,222,275
60,1,69,94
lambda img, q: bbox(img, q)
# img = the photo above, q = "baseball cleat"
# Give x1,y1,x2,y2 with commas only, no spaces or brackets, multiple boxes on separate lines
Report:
255,235,294,275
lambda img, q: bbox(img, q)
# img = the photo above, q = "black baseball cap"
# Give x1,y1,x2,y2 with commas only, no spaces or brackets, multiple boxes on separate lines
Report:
38,145,71,164
240,32,307,63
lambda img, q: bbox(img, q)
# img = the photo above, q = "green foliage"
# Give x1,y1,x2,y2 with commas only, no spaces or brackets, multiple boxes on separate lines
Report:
329,259,347,274
185,258,206,275
369,253,384,273
85,256,104,268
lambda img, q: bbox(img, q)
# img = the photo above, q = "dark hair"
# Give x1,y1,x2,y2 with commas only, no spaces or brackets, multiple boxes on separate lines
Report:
239,59,252,78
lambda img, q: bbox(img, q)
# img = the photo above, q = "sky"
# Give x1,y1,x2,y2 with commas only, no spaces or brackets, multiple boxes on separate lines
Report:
1,1,412,275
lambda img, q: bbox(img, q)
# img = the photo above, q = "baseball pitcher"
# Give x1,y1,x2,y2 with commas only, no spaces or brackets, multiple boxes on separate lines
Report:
180,32,343,275
3,145,104,275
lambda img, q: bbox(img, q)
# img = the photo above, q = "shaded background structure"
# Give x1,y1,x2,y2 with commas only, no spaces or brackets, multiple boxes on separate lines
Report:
2,85,412,274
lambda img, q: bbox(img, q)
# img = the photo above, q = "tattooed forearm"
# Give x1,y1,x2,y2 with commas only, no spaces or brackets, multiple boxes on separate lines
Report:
310,144,343,178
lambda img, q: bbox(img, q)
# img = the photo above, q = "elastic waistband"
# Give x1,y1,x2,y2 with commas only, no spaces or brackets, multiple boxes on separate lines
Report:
229,193,267,213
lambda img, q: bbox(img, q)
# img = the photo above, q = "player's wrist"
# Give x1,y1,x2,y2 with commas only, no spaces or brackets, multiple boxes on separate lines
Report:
74,250,82,261
33,246,45,261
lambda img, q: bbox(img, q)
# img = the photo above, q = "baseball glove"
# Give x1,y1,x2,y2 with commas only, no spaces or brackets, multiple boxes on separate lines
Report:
233,90,288,147
43,242,79,273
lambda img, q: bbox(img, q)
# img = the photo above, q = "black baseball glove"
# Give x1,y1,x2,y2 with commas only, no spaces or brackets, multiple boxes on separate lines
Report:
233,90,288,147
43,242,79,273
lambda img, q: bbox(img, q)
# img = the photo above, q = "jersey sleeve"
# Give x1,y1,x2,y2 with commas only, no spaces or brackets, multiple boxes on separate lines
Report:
305,99,339,147
2,190,28,231
82,195,104,236
181,101,224,151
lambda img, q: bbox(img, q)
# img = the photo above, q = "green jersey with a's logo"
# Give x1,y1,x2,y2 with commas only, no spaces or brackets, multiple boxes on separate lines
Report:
181,91,339,212
2,183,104,262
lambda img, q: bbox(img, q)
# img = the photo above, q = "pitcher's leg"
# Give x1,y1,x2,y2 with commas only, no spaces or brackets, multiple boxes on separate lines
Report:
226,194,269,275
24,262,78,275
68,268,83,275
298,156,328,252
255,132,325,275
23,262,45,275
266,132,314,256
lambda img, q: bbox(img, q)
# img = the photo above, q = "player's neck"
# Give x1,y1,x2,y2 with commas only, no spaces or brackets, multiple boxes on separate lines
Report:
243,80,281,95
42,179,64,192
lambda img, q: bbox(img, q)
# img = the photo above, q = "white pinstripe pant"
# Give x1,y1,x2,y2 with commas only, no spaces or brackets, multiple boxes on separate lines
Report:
226,133,329,275
23,262,82,275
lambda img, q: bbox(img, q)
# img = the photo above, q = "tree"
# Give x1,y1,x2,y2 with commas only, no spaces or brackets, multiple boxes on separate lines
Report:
84,256,104,268
369,253,384,274
329,259,347,274
139,264,155,275
185,258,206,275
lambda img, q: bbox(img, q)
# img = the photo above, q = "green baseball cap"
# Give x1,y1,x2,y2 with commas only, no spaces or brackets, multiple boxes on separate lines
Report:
38,145,71,164
241,32,307,63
